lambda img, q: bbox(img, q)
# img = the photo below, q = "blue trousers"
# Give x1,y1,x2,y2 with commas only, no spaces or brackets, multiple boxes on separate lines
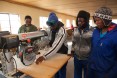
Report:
55,63,67,78
74,54,88,78
87,64,117,78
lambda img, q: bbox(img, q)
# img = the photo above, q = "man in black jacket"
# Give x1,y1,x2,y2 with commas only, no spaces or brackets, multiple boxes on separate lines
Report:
36,12,68,78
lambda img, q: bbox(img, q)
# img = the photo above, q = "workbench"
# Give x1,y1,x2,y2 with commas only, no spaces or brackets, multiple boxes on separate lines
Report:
14,53,71,78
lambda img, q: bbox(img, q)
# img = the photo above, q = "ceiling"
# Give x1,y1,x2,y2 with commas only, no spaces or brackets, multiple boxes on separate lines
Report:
3,0,117,17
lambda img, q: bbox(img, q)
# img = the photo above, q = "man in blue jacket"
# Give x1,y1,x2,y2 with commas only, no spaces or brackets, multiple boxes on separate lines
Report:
88,7,117,78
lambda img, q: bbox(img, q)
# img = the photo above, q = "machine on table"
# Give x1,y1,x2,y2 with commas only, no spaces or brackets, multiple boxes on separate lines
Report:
0,30,48,78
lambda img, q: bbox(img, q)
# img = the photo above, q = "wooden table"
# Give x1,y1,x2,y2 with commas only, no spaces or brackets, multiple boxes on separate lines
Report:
14,53,71,78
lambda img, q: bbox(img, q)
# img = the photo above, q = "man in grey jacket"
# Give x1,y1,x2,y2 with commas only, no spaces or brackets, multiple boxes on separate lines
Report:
71,10,93,78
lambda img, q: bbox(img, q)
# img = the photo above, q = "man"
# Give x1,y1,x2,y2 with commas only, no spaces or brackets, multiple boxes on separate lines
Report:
88,7,117,78
71,10,93,78
18,15,37,33
36,12,68,78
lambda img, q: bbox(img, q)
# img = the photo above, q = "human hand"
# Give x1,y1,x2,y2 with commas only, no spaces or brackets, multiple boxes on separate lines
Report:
67,51,74,57
37,28,42,31
36,56,45,64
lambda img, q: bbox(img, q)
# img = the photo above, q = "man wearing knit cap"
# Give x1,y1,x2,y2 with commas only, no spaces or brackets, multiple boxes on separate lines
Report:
36,12,68,78
71,10,93,78
87,7,117,78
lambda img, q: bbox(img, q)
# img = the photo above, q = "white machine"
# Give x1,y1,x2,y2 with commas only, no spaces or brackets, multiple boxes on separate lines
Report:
0,30,48,77
18,30,48,66
18,30,47,40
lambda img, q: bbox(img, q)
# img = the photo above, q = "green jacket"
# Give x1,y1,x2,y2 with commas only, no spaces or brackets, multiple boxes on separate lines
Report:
18,24,37,33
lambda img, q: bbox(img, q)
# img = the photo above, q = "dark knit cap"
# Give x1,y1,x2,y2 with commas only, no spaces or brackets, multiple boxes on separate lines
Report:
93,7,112,26
76,10,90,26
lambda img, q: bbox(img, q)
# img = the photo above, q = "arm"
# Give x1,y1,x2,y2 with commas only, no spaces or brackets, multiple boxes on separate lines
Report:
18,25,25,33
71,29,76,53
43,27,67,59
18,27,22,34
32,25,38,31
36,27,67,64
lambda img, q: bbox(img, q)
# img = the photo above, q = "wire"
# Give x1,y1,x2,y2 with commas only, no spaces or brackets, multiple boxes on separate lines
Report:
22,51,36,66
2,43,11,63
12,57,22,78
12,57,17,74
2,43,18,76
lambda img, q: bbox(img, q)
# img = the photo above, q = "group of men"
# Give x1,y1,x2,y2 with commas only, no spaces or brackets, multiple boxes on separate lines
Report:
18,6,117,78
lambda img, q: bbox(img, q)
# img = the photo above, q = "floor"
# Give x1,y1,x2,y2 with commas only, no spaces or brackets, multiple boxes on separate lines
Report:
66,42,74,78
66,39,84,78
66,58,74,78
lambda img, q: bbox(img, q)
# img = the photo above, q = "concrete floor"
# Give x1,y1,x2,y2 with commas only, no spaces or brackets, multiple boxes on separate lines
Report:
66,42,74,78
66,41,84,78
66,58,74,78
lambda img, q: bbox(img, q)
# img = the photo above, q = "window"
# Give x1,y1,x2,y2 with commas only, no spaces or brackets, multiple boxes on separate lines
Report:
112,19,117,24
90,20,96,27
39,17,48,29
66,19,71,28
72,20,76,27
89,20,93,26
59,18,62,22
0,13,21,34
39,17,63,29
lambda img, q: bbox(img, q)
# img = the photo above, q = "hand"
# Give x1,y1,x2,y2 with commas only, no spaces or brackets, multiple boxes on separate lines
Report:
67,51,74,57
37,28,42,31
36,56,45,64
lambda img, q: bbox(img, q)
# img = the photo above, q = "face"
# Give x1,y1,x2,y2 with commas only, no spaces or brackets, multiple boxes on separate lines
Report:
94,17,105,29
77,18,85,29
50,26,57,30
47,22,57,30
25,18,32,26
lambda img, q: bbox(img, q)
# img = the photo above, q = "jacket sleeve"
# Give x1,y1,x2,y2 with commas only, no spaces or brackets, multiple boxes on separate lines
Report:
43,27,67,59
18,26,22,33
114,35,117,53
33,25,38,31
31,25,38,31
71,29,76,51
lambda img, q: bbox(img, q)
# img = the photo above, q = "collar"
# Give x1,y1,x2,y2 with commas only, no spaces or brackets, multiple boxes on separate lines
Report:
108,24,116,31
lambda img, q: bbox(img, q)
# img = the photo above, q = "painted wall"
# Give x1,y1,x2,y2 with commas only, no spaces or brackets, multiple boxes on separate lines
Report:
1,1,117,28
0,1,76,28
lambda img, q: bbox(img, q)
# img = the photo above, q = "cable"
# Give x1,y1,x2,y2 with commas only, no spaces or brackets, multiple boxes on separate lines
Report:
2,43,11,63
12,57,17,74
2,43,17,72
11,57,21,78
21,50,36,66
2,43,20,78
